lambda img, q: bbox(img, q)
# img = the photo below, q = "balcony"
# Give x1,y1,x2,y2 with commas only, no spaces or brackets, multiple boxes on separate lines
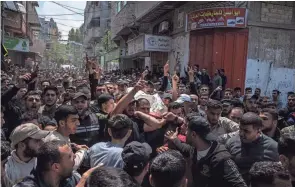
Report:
84,27,103,45
111,2,135,41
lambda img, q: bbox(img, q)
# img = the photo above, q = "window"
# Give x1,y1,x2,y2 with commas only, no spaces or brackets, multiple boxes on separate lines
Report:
116,1,121,13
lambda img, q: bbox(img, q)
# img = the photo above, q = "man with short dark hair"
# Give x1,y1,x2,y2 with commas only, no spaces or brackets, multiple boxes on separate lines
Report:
122,141,152,185
44,105,86,170
206,100,239,137
234,87,243,102
225,112,279,184
244,95,259,113
87,114,133,168
254,88,261,98
279,94,295,121
245,87,252,95
249,161,291,187
260,108,281,142
39,86,59,119
149,150,187,187
224,88,233,100
14,140,81,187
278,132,295,187
165,116,246,187
5,123,49,185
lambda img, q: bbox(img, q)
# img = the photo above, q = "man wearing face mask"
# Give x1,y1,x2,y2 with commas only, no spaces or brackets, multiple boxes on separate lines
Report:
70,92,99,147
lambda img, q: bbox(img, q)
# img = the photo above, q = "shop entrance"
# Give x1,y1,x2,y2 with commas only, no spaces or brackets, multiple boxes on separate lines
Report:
189,28,249,90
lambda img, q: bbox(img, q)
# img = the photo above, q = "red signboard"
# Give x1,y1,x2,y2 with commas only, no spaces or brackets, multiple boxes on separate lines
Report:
188,8,247,30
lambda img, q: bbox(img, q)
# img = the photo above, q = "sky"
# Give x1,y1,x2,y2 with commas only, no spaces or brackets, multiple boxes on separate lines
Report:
36,1,86,40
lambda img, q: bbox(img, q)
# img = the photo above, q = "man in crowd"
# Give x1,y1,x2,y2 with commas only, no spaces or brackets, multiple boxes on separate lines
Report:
165,115,247,187
70,92,99,147
259,108,281,142
249,161,292,187
272,89,283,110
149,150,187,187
5,123,50,185
225,112,279,184
122,141,152,185
87,114,133,168
39,86,59,119
228,107,244,124
280,94,295,121
278,132,295,187
14,140,81,187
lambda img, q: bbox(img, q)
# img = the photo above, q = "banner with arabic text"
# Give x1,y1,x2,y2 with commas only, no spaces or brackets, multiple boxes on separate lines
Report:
188,8,247,30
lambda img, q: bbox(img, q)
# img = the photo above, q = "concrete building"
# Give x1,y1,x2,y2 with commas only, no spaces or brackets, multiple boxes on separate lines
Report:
83,1,111,60
110,1,295,105
3,1,41,66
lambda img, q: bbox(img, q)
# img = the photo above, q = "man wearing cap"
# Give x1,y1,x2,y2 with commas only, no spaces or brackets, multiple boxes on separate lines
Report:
165,116,247,187
122,141,152,185
70,92,99,147
5,123,50,185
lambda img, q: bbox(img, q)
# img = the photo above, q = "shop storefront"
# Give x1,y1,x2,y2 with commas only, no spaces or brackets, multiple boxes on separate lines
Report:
127,34,172,71
187,7,249,90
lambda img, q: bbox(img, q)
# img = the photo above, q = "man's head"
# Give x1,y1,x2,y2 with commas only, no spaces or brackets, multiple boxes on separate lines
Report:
234,87,242,98
54,105,79,135
149,150,186,187
272,90,280,99
41,80,51,90
190,94,198,105
168,102,184,118
9,123,50,157
24,91,42,112
229,107,244,124
42,86,58,106
206,100,222,125
136,98,150,114
255,88,261,97
145,81,155,95
199,93,209,106
178,84,186,95
249,161,291,187
221,99,232,117
71,92,89,115
87,167,140,187
106,83,116,95
108,114,133,141
287,94,295,108
278,132,295,180
186,116,216,146
259,108,278,134
245,87,252,95
224,88,233,100
239,112,262,143
199,85,209,95
245,95,258,113
122,141,152,183
16,87,28,99
97,94,115,114
36,141,75,179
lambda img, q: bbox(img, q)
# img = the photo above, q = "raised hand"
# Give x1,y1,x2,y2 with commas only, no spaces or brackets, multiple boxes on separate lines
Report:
164,61,169,75
164,127,179,141
172,72,179,83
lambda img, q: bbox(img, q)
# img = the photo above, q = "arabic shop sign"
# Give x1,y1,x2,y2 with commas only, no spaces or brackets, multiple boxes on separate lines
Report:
127,34,172,56
188,8,247,30
4,36,29,52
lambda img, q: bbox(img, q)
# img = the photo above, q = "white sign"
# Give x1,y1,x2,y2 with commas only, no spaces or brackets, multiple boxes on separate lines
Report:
144,34,171,52
127,34,172,56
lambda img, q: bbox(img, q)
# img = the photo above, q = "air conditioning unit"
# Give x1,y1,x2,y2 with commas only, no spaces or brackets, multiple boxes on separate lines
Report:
158,21,169,33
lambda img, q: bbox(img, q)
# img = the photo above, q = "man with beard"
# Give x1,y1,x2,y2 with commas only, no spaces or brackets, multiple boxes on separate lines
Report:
24,91,42,113
39,86,59,119
244,95,259,113
260,108,281,142
5,123,50,185
206,100,239,137
14,140,80,187
70,92,99,147
279,94,295,121
221,99,233,117
278,132,295,187
225,112,279,184
165,116,247,187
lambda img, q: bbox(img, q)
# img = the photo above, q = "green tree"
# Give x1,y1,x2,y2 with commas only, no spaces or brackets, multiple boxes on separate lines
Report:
102,30,117,52
44,41,67,64
68,28,75,41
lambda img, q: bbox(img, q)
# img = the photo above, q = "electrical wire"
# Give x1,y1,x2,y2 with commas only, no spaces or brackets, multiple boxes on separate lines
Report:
49,1,85,11
50,1,84,16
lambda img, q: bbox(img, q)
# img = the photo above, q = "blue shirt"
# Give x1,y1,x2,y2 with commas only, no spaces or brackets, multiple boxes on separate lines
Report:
88,142,124,168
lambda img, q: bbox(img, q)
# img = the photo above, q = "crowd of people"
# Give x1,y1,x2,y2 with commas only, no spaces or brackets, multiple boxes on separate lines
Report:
1,59,295,187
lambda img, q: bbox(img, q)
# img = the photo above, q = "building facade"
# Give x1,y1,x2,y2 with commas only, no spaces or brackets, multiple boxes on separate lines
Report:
3,1,41,66
110,1,295,105
83,1,111,60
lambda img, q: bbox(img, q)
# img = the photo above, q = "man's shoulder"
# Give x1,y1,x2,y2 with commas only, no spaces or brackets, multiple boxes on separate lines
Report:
262,134,278,149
